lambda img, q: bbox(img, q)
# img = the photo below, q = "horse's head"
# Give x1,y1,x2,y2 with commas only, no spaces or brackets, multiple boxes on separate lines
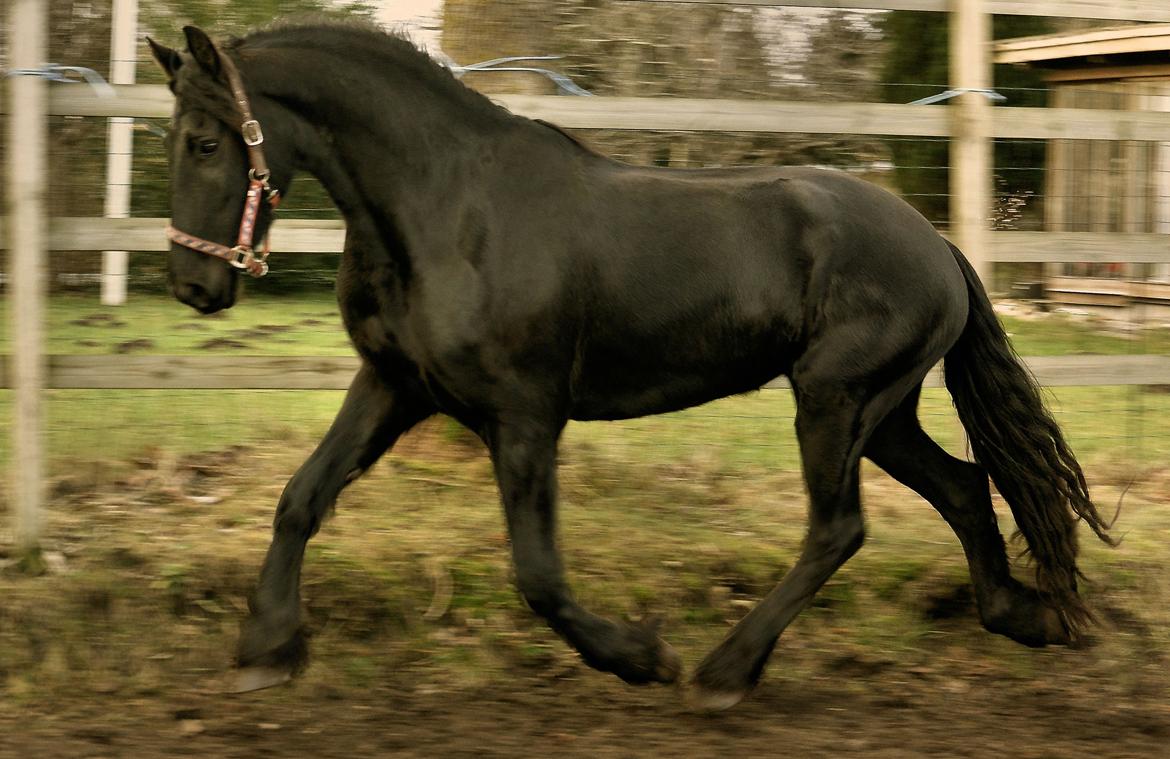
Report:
149,26,285,314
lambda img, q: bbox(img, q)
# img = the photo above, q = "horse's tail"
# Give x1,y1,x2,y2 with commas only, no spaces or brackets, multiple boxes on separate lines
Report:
942,241,1115,637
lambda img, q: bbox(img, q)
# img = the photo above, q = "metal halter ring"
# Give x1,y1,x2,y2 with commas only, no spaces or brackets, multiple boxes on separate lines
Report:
229,248,269,277
229,246,254,269
249,167,271,184
241,119,265,146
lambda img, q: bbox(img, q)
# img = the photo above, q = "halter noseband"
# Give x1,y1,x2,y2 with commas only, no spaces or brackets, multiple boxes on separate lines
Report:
166,46,281,278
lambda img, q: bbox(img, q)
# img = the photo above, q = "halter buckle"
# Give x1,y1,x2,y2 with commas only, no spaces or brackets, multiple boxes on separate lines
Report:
241,119,264,146
229,245,254,269
228,245,270,277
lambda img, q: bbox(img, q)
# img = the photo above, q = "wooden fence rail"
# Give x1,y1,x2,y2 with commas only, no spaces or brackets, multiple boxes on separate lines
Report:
11,88,1170,141
2,219,1167,266
2,355,1168,390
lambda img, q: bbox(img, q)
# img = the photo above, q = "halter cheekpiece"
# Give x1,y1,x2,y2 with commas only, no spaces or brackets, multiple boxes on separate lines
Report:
166,45,281,277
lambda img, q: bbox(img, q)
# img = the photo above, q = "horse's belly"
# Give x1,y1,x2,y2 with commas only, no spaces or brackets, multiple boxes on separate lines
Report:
569,339,794,421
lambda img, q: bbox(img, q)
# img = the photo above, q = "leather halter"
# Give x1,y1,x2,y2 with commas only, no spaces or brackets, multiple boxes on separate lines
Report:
166,47,281,277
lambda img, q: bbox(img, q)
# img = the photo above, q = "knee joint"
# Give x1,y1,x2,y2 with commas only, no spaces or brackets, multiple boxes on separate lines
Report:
839,518,866,558
809,515,865,560
274,481,325,538
515,573,566,619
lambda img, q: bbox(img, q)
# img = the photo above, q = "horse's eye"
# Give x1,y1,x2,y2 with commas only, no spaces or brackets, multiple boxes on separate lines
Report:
198,139,219,157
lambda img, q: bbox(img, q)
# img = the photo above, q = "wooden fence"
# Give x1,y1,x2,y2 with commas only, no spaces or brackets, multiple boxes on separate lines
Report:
1,354,1168,391
4,0,1170,549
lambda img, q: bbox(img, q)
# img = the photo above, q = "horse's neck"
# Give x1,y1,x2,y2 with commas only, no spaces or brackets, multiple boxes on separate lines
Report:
252,47,508,240
255,48,499,173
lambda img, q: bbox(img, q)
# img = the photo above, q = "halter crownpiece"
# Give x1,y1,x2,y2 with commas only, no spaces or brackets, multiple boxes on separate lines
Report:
166,42,281,277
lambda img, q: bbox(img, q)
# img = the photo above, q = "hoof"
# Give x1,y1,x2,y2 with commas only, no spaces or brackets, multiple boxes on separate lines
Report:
618,619,682,685
983,584,1074,648
685,684,748,713
608,636,683,686
1036,604,1073,647
230,665,292,694
236,615,309,674
688,636,765,710
587,617,682,685
654,640,683,684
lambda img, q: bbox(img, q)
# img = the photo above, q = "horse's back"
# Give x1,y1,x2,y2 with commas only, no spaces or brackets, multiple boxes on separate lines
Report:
563,164,966,419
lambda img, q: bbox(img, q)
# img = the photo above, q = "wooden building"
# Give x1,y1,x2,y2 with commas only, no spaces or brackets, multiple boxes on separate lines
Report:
995,25,1170,312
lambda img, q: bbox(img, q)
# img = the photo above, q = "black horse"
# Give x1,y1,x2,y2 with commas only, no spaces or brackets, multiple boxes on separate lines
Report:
149,22,1113,709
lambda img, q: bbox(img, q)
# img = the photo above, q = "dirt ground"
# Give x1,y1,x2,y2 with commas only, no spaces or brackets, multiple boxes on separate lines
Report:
2,427,1168,758
3,644,1168,759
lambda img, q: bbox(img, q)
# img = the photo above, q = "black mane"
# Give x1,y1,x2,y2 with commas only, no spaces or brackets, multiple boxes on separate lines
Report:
228,18,497,116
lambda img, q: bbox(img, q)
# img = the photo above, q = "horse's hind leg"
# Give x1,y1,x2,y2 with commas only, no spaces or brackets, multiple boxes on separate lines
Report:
691,374,896,710
235,364,434,690
485,415,682,686
864,387,1069,646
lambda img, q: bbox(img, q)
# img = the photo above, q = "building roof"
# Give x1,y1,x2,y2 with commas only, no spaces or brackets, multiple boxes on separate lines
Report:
994,23,1170,65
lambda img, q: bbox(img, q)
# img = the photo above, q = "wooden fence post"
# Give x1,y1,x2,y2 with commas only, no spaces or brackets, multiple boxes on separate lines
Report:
101,0,139,306
950,0,994,287
7,0,49,555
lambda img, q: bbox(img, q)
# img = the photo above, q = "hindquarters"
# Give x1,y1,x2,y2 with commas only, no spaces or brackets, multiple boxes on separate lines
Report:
688,198,973,708
787,221,968,519
787,171,971,412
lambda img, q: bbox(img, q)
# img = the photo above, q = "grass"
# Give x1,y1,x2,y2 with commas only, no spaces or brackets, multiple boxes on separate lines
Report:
0,291,353,356
1000,312,1170,356
2,291,1164,357
0,292,1167,472
0,385,1166,481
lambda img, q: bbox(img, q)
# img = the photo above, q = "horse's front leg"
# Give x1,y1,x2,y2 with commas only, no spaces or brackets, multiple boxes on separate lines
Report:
235,364,434,690
487,417,681,685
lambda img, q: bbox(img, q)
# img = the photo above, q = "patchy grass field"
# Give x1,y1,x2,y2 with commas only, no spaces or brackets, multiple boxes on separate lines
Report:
0,292,352,356
0,293,1168,756
0,293,1166,467
3,291,1167,358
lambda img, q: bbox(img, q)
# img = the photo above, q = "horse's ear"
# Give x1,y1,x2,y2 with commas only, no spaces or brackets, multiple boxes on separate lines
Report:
183,25,221,78
146,36,182,82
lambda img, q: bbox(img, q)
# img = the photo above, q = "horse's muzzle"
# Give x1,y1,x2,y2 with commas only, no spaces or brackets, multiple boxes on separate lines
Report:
173,281,232,314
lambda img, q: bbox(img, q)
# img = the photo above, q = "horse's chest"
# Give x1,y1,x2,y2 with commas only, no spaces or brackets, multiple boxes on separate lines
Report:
346,311,407,364
338,277,489,402
336,270,418,372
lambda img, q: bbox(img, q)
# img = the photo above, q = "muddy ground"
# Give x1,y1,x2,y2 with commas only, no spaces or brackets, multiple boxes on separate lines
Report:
2,425,1168,758
3,644,1168,758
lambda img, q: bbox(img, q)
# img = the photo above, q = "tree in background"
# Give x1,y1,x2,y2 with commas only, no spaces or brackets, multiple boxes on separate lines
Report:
880,11,1053,226
443,1,889,172
0,1,117,283
141,0,371,41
